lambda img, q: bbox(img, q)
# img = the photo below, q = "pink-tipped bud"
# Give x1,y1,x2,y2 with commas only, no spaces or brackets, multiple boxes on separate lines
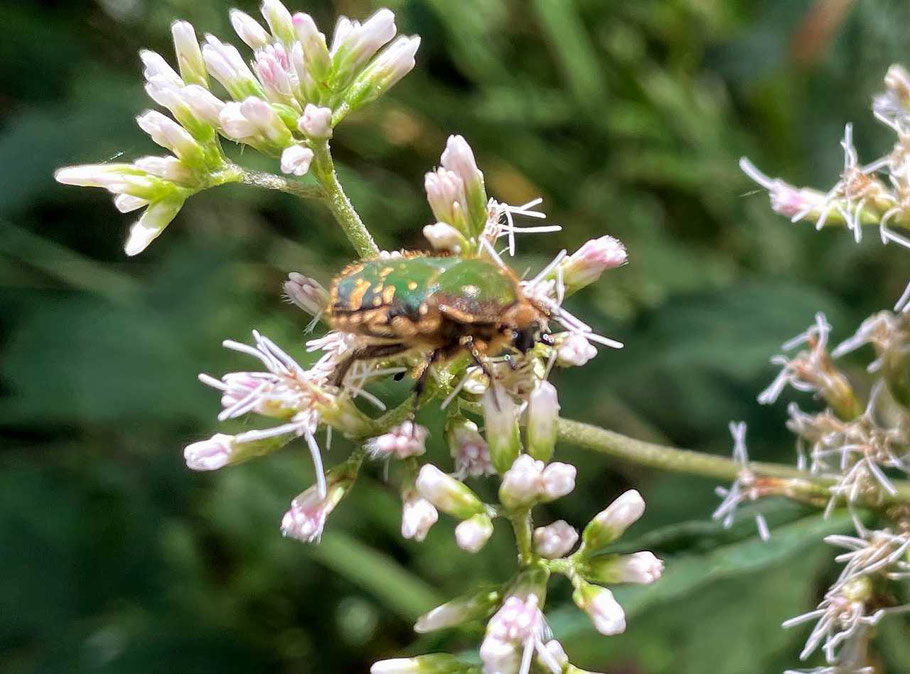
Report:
582,489,646,551
415,464,485,520
280,145,314,176
414,587,502,634
561,235,627,291
260,0,296,45
240,96,292,146
556,332,598,367
284,272,329,316
445,417,494,478
281,472,352,543
583,551,664,585
366,421,428,459
533,520,579,559
298,104,333,139
498,454,544,509
401,491,438,542
293,13,330,78
540,462,576,501
572,583,626,636
184,433,235,470
526,381,559,462
455,514,494,553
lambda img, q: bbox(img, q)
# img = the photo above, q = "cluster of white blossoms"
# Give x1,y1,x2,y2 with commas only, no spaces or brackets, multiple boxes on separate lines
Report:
55,0,419,255
723,64,910,674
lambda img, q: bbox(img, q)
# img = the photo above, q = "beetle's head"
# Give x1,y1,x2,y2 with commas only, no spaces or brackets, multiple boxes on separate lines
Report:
502,301,550,354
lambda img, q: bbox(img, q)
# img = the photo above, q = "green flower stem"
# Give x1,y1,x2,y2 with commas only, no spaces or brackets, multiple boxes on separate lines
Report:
237,167,323,200
557,417,910,503
509,508,535,566
310,141,380,258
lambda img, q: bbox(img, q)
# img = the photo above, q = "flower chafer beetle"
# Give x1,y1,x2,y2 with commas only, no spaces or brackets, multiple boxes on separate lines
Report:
327,253,550,396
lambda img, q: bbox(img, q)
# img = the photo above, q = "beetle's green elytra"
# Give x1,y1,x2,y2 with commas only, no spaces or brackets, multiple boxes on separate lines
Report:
327,253,549,389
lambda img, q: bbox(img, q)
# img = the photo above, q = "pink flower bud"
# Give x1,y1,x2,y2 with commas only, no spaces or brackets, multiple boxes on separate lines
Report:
582,489,646,550
455,514,494,553
401,492,437,542
139,50,182,89
533,520,578,559
445,418,494,478
366,421,428,459
526,381,559,462
573,583,626,636
280,145,314,176
182,85,224,125
260,0,296,45
561,235,627,291
298,104,333,139
171,21,208,87
125,198,183,256
281,473,351,543
556,332,597,367
230,9,271,50
415,464,485,520
540,461,576,501
184,433,235,470
498,454,544,509
134,156,194,184
284,272,329,316
610,551,664,584
440,135,486,234
293,13,330,78
414,587,502,633
344,35,421,111
240,96,292,146
136,110,203,165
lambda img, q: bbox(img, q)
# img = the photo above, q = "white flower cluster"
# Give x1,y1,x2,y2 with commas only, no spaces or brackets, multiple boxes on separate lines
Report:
742,64,910,251
56,1,419,255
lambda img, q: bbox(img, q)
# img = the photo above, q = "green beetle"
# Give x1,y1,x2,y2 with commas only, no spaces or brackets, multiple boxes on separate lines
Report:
328,253,549,394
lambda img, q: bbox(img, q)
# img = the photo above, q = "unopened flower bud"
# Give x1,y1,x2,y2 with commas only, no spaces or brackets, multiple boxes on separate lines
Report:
414,587,502,633
582,489,646,552
202,36,264,100
370,654,475,674
134,155,194,185
281,468,353,543
424,168,468,234
139,50,182,89
440,135,486,235
136,110,204,166
293,13,330,78
533,520,578,559
540,462,576,501
401,491,438,542
561,235,627,292
482,384,521,474
241,96,293,146
344,35,421,111
366,421,428,459
445,417,494,478
230,9,271,50
298,104,333,139
184,433,235,470
260,0,296,45
332,9,397,81
284,272,329,316
423,222,465,253
499,454,544,509
181,85,225,126
572,582,626,636
171,21,208,87
455,514,494,553
581,551,664,585
539,640,569,672
280,144,314,176
526,381,559,461
556,333,597,367
124,197,184,256
415,464,485,520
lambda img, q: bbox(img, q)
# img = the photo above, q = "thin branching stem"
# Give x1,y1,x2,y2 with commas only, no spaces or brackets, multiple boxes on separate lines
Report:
238,167,323,200
310,141,380,258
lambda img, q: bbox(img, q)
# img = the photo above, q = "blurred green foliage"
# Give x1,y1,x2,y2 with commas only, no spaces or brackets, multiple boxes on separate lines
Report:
1,0,908,672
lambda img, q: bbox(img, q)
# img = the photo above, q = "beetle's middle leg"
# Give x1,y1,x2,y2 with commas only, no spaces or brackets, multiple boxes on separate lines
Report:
331,343,410,388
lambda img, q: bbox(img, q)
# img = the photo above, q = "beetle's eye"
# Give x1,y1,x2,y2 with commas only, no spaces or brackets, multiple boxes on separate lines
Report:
514,328,536,353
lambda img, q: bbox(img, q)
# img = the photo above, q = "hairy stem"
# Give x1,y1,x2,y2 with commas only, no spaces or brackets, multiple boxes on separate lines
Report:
237,167,323,200
310,141,380,258
509,509,535,566
557,418,910,503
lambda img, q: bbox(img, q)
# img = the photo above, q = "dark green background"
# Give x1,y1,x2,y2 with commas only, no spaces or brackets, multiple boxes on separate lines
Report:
1,0,908,672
